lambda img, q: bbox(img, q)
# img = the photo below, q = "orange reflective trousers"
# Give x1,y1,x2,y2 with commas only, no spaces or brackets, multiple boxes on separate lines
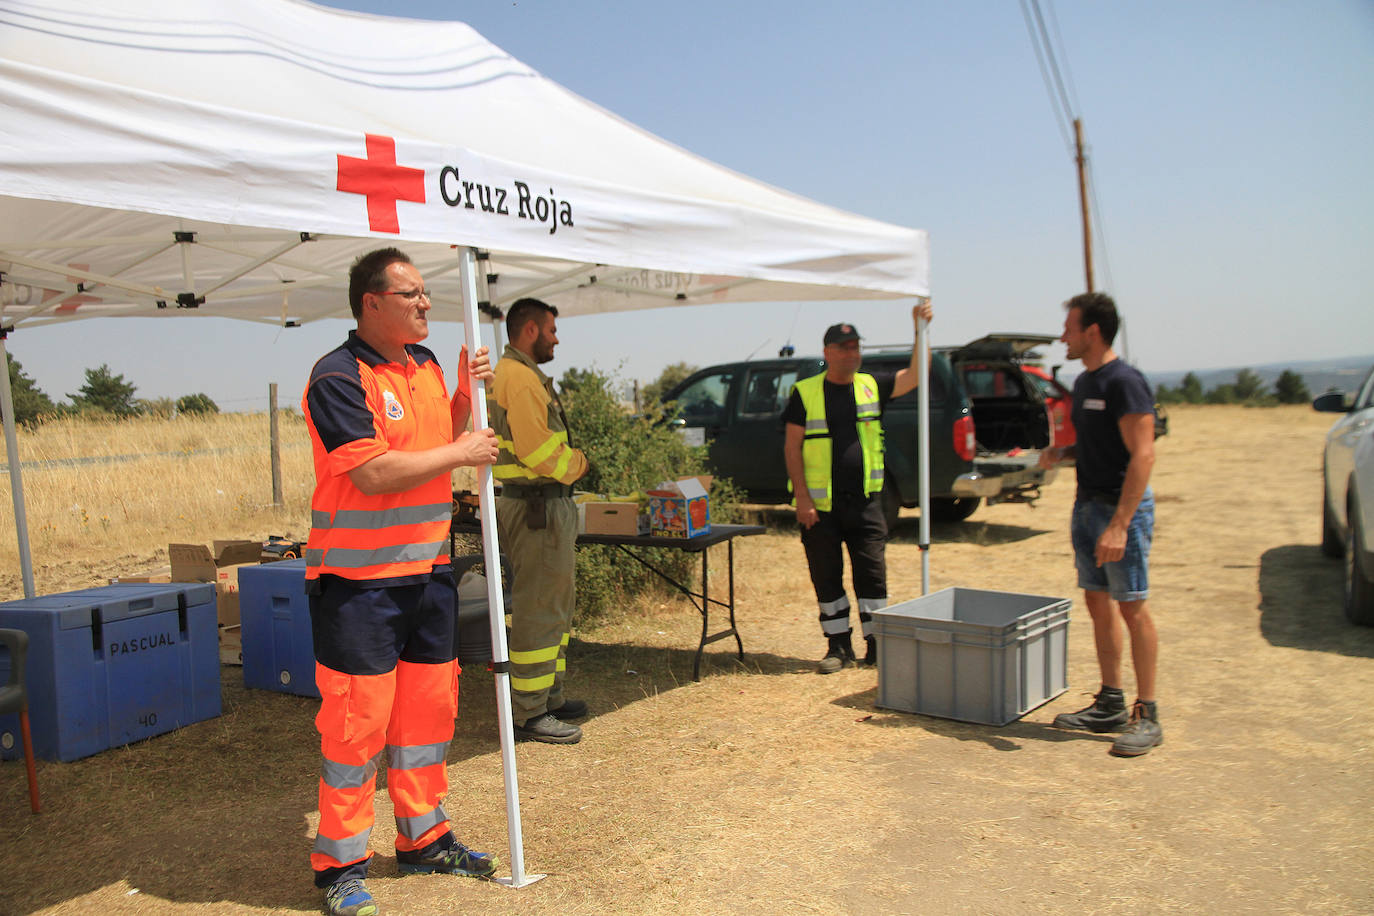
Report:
310,658,459,874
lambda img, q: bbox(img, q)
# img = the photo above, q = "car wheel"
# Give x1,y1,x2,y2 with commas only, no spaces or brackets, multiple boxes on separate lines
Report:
1321,481,1344,558
930,496,980,523
1344,502,1374,626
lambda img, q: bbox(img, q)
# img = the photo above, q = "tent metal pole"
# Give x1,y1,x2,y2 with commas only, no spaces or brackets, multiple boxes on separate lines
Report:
457,247,542,889
0,329,36,598
916,304,930,595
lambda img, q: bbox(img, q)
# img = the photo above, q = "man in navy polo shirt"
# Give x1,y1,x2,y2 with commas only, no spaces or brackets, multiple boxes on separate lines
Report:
1039,292,1162,757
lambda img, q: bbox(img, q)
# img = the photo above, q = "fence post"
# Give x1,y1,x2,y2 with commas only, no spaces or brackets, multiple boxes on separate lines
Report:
269,383,283,507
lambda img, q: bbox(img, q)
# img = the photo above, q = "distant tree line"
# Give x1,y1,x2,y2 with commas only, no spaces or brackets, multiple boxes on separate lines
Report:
1156,368,1311,406
2,359,219,426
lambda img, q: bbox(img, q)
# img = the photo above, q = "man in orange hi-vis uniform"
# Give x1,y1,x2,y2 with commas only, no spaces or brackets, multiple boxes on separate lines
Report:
302,248,500,916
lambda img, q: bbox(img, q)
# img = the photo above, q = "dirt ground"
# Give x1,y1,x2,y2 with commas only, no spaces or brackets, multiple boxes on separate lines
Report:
3,404,1372,914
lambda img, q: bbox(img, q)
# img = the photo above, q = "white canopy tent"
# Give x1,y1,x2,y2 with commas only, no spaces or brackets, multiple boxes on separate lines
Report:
0,0,931,886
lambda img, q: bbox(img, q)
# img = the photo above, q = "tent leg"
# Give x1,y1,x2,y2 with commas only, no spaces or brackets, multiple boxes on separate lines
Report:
457,247,543,889
916,304,930,595
0,329,36,599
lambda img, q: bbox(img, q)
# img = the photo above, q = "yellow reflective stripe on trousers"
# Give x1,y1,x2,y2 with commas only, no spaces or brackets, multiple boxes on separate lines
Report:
510,644,561,665
510,671,556,691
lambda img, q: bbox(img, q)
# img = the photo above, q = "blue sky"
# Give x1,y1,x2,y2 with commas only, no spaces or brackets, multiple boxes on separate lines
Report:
7,0,1372,409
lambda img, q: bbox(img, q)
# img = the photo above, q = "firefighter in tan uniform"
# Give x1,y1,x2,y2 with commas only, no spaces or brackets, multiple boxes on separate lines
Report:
488,297,590,743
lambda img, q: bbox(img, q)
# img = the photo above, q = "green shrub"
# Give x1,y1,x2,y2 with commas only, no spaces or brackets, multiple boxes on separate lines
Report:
561,366,742,619
177,393,220,415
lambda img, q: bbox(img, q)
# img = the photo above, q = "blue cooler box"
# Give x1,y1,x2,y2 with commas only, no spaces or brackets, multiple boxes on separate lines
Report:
0,582,221,761
237,559,319,698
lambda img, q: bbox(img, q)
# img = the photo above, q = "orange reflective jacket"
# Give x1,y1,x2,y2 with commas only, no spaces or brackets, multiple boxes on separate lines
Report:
303,333,453,583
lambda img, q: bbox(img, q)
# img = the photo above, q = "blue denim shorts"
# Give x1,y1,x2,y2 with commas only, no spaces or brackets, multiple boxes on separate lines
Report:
1071,489,1153,601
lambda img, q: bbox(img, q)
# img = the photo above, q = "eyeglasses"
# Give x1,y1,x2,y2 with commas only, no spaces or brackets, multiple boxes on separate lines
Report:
377,288,432,302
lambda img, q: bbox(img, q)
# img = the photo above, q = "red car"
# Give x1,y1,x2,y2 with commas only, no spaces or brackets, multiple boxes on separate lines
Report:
1021,364,1076,450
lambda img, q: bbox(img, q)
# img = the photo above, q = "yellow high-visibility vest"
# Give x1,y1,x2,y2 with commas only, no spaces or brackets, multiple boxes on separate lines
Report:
793,372,884,512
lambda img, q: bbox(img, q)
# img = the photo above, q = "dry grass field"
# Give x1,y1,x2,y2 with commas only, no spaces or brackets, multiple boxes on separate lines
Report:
2,404,1373,914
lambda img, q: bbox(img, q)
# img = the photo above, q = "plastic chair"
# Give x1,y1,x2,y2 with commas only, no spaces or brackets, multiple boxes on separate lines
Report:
0,628,40,814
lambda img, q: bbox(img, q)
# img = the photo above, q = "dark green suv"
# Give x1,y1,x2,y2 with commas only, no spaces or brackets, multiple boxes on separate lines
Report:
662,336,1060,524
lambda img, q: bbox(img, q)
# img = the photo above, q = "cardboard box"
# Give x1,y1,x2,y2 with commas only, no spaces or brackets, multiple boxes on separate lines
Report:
219,624,243,666
581,501,645,536
169,540,262,629
648,477,711,538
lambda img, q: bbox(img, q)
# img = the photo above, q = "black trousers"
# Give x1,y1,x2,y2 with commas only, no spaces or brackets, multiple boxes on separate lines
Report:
800,492,887,638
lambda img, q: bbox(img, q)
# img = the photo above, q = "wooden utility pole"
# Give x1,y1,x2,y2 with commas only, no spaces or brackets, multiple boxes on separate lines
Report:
1074,118,1094,292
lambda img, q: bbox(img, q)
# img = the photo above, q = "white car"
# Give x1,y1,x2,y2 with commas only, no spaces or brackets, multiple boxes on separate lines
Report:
1314,365,1374,625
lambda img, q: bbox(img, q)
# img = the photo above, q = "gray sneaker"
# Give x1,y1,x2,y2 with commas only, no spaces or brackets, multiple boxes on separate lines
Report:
1052,689,1129,732
514,712,582,744
1110,701,1163,757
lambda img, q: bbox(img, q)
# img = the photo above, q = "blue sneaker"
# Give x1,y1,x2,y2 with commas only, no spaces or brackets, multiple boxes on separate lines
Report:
324,878,377,916
397,841,498,879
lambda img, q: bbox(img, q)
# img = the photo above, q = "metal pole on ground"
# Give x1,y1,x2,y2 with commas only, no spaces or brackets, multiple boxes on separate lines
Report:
0,328,36,598
457,247,542,888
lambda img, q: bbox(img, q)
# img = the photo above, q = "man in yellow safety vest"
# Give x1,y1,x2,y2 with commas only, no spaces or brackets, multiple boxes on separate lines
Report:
783,303,933,673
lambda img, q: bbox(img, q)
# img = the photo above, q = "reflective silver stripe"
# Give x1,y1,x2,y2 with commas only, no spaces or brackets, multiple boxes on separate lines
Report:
868,469,885,481
808,487,828,500
313,503,450,531
306,548,325,568
322,751,382,789
857,597,887,614
396,803,448,840
319,540,448,570
313,827,371,864
856,400,880,414
820,615,852,636
819,596,850,615
804,418,829,432
388,741,449,771
860,619,876,638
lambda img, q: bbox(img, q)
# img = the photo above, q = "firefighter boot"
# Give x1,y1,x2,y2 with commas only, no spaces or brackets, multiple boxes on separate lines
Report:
817,633,856,674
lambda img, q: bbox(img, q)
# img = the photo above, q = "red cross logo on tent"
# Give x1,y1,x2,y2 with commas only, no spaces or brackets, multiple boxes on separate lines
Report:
337,134,426,234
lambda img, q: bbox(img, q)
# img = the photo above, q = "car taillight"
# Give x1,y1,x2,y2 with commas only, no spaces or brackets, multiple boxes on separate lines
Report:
953,415,975,462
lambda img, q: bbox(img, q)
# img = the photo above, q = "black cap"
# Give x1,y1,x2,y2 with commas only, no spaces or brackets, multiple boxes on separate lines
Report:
823,323,861,345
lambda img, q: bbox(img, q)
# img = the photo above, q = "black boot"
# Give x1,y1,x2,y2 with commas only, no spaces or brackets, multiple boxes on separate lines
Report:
1110,700,1163,757
817,633,856,674
862,635,877,667
1051,687,1128,732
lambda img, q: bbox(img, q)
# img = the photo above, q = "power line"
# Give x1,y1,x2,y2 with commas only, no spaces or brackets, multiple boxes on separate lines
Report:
1020,0,1116,301
1021,0,1075,151
1020,0,1073,150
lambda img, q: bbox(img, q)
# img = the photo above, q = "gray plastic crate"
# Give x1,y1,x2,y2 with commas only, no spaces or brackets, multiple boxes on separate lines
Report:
874,587,1070,726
